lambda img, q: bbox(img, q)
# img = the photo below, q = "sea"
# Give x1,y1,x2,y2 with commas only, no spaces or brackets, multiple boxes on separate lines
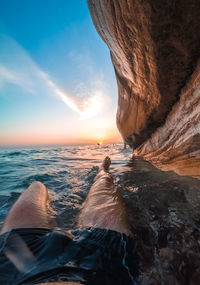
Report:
1,143,200,282
0,143,133,229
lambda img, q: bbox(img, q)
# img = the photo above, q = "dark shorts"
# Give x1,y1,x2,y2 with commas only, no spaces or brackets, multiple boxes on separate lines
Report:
0,227,139,285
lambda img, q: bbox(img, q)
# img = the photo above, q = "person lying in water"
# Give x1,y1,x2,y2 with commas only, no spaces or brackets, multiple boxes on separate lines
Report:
0,157,138,285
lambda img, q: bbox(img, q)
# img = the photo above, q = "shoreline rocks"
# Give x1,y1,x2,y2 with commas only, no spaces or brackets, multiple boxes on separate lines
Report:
87,0,200,178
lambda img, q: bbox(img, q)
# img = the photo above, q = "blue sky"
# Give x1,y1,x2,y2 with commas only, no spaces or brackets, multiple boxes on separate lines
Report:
0,0,120,145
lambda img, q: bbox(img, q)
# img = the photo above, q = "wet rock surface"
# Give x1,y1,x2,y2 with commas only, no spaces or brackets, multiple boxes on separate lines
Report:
115,157,200,284
87,0,200,177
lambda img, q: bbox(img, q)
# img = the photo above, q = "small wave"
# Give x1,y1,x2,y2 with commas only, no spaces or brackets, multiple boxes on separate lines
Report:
28,149,46,154
55,170,69,175
0,192,20,216
0,169,15,175
61,157,95,161
30,158,59,163
85,166,99,183
16,173,56,189
7,151,24,157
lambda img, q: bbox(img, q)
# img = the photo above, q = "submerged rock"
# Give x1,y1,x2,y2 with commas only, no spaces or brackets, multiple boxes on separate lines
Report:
87,0,200,177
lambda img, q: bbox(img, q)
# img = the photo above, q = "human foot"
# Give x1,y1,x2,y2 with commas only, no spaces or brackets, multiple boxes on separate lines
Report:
101,156,111,171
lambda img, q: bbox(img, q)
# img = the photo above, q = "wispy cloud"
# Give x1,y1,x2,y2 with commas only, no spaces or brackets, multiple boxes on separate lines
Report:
0,35,109,119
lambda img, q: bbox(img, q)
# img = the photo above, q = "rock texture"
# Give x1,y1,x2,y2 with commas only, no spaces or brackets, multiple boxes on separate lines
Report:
87,0,200,177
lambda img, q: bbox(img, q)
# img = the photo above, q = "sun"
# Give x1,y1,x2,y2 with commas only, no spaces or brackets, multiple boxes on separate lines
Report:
97,141,103,145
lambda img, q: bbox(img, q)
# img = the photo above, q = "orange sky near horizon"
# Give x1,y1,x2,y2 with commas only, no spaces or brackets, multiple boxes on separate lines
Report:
0,119,122,146
0,133,122,146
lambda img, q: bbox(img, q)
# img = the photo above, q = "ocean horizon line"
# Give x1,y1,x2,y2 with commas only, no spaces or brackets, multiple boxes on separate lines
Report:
0,141,123,150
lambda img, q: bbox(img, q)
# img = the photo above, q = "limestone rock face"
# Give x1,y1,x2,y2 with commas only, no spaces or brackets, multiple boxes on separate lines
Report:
87,0,200,177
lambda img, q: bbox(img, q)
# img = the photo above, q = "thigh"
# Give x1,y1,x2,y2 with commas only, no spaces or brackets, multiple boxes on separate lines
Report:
78,170,131,236
0,181,52,234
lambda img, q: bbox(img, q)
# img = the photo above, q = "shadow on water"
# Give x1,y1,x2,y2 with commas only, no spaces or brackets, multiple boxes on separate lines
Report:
115,156,200,284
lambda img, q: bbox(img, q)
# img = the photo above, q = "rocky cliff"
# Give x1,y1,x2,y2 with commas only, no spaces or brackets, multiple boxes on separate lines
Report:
87,0,200,177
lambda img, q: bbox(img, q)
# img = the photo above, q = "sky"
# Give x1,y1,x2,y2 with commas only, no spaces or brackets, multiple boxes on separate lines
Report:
0,0,121,146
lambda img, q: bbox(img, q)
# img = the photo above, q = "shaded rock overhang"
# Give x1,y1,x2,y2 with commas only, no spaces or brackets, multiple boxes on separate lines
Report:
87,0,200,177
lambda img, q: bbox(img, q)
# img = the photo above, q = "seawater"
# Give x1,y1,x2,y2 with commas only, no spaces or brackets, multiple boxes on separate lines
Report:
0,143,132,229
1,143,200,282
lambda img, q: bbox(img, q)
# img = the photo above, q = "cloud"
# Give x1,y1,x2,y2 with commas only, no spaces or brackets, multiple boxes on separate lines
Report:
0,66,20,83
39,70,108,119
0,35,109,119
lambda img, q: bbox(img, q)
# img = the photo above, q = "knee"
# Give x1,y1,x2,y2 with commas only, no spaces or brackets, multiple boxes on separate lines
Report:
30,181,46,190
25,181,49,202
28,181,48,197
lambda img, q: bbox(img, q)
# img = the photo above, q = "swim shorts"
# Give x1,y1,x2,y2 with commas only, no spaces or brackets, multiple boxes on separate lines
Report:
0,227,139,285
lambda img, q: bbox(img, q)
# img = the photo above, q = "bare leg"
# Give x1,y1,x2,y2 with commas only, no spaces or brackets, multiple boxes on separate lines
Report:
0,181,52,234
77,157,132,236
